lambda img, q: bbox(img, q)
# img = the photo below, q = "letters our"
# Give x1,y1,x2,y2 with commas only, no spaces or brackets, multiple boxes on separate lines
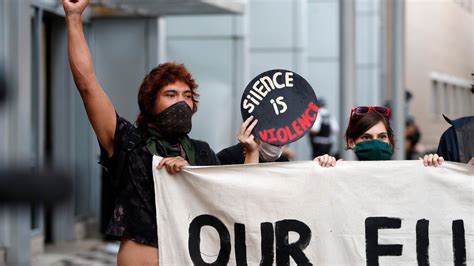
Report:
188,215,312,266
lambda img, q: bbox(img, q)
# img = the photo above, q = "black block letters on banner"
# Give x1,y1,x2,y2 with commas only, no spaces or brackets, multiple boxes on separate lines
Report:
416,219,430,266
260,222,274,266
188,215,231,266
365,217,467,266
234,223,248,266
365,217,403,266
188,215,313,265
452,220,466,266
187,215,467,265
275,220,313,266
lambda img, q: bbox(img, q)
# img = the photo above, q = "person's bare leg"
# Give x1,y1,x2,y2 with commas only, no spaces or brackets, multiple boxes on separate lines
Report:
118,238,159,266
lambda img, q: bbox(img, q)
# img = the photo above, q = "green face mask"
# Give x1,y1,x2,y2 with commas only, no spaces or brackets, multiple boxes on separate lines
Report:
353,139,393,161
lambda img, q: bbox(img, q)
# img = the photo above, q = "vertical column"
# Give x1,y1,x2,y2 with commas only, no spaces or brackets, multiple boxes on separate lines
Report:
2,0,33,264
339,0,356,160
50,19,75,242
292,0,310,160
146,16,167,69
232,9,249,144
391,0,405,160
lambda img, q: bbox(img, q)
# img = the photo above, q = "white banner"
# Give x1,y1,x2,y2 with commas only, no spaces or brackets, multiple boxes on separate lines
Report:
153,158,474,265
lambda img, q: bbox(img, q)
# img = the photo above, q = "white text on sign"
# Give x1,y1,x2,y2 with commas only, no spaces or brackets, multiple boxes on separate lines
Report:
243,71,294,114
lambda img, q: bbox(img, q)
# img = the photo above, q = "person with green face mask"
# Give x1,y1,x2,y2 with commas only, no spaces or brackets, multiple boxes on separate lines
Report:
345,106,395,161
321,106,444,166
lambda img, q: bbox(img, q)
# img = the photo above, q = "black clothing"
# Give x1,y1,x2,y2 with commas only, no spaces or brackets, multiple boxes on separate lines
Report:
437,115,474,164
217,143,289,165
99,114,219,247
310,142,331,158
309,109,334,158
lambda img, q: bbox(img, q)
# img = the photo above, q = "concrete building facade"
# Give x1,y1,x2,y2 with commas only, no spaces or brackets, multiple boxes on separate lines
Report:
406,0,474,151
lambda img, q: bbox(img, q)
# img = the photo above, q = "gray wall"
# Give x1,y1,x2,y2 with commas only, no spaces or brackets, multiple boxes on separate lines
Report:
92,19,152,121
248,0,311,159
307,0,340,124
307,0,341,155
165,14,247,152
356,0,385,106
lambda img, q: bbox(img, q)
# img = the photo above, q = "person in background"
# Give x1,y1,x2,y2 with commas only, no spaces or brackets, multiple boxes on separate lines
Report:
309,98,339,158
405,117,421,160
403,91,422,160
281,146,296,161
385,90,422,160
63,0,219,264
217,116,336,167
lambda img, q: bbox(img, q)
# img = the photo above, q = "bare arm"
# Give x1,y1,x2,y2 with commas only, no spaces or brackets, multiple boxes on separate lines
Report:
63,0,116,157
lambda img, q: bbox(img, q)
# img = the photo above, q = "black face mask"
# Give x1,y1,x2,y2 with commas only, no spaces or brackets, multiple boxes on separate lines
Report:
147,101,193,138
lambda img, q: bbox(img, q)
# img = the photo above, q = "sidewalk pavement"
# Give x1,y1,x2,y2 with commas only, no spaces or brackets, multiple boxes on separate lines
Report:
31,239,118,266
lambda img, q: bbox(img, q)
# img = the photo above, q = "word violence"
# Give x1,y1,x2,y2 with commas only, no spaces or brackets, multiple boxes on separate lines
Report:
258,101,318,144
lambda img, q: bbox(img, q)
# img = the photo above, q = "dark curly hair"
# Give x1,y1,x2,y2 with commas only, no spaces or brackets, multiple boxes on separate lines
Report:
136,62,199,127
345,111,395,149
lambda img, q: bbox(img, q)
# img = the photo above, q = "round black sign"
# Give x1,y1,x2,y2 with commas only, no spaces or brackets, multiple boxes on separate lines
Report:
240,69,318,145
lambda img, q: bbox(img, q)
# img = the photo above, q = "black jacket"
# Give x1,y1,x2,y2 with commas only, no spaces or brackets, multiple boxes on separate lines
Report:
437,115,474,163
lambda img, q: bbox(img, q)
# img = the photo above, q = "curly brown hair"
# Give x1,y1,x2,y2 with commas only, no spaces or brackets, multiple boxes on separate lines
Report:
344,111,395,149
136,62,199,127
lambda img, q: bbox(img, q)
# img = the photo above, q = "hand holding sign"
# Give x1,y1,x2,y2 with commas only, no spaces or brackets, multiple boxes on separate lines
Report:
238,116,260,163
241,69,318,145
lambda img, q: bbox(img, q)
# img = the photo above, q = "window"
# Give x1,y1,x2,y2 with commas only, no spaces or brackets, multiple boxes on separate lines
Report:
454,0,473,13
443,82,451,116
430,73,472,118
431,80,440,115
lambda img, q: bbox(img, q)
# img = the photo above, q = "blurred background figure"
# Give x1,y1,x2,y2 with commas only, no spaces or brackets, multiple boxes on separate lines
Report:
282,146,296,161
309,98,339,158
0,67,5,103
385,90,422,160
403,90,422,160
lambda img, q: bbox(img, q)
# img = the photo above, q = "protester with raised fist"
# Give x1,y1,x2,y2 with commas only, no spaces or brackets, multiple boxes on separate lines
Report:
63,0,219,264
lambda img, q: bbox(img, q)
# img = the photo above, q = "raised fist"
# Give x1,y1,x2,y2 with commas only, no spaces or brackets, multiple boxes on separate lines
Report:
62,0,89,14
